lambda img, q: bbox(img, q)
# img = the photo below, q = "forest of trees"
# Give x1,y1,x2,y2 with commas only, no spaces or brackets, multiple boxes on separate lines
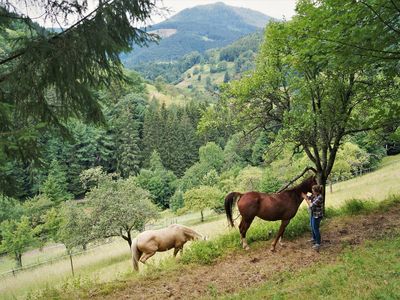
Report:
1,0,400,268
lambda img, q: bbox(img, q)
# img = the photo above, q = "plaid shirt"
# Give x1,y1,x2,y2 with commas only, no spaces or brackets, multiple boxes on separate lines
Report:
310,194,324,218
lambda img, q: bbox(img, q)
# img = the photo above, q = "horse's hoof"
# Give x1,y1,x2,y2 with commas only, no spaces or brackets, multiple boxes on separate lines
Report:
279,243,286,248
270,247,276,252
244,246,250,251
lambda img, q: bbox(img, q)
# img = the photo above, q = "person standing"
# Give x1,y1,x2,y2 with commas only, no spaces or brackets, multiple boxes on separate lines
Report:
305,185,324,251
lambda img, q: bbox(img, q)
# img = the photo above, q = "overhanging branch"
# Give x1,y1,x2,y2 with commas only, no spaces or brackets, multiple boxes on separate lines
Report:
278,167,317,193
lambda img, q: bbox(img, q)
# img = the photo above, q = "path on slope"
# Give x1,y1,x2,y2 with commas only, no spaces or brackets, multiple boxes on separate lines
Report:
91,205,400,300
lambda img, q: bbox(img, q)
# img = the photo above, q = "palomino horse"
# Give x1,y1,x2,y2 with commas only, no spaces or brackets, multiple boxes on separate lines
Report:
225,176,317,252
131,224,205,271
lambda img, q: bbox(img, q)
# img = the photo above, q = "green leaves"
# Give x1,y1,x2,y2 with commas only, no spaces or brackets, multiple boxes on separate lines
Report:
136,151,178,209
0,216,36,267
220,2,399,187
85,173,159,244
183,185,224,214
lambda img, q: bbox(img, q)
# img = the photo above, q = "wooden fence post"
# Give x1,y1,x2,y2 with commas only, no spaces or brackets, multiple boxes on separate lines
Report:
69,253,75,277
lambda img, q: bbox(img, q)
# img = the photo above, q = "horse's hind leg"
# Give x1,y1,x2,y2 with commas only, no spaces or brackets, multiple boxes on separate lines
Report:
278,236,286,247
271,219,290,252
239,217,254,250
140,252,156,264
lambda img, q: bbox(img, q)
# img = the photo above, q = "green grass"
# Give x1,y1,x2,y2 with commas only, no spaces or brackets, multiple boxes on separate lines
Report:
326,154,400,207
222,232,400,300
146,83,190,106
176,62,236,91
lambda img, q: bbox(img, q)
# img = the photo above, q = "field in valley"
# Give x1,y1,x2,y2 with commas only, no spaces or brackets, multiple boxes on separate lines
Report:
0,154,399,299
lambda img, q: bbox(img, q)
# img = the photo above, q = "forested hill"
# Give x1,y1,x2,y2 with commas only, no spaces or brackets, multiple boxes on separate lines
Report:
122,2,273,67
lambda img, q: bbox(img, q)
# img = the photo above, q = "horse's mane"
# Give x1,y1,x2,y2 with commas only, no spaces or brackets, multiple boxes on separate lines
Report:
174,224,203,240
286,176,314,193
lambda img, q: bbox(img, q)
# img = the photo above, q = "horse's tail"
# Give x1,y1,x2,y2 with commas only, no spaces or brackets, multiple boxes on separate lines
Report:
224,192,243,227
131,238,142,271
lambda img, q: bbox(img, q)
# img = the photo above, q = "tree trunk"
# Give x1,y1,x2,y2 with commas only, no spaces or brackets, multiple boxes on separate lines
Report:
15,252,22,268
317,172,328,215
126,230,132,247
122,230,132,248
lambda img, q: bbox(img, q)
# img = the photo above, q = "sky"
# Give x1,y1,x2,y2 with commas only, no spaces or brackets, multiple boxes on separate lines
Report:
14,0,297,27
154,0,297,23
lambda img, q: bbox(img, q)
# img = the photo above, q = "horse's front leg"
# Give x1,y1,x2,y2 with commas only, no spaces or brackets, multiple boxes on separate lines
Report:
173,247,180,257
271,220,290,252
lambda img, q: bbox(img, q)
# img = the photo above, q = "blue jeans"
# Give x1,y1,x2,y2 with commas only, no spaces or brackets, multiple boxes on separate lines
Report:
310,215,322,245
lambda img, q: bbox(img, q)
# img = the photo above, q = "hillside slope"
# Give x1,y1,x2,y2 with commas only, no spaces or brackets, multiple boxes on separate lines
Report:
122,2,273,66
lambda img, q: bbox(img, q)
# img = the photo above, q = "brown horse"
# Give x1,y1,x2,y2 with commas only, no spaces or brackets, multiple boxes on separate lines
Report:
131,224,205,271
225,176,317,252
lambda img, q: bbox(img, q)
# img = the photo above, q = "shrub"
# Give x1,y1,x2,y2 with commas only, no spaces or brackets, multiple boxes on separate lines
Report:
184,185,224,221
341,199,374,215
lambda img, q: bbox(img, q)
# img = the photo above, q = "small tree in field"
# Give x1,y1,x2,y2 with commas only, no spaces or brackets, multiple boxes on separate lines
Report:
184,186,224,222
0,216,36,268
56,201,92,276
85,171,159,248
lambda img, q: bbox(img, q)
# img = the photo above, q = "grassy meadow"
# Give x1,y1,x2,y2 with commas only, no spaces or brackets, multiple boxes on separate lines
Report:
326,155,400,207
146,84,191,107
0,154,399,299
224,233,400,300
176,62,236,91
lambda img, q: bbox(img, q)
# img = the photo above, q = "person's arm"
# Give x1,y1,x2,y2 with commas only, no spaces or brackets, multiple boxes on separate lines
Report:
310,195,323,208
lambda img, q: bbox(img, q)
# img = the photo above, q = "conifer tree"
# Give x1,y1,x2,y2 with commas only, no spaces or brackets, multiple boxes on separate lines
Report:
41,160,72,204
142,102,161,167
0,0,159,197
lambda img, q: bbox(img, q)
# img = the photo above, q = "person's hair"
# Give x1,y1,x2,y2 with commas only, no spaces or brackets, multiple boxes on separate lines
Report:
312,185,323,194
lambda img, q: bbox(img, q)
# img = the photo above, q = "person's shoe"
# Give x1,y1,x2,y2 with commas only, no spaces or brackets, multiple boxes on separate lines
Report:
307,239,315,243
312,244,320,252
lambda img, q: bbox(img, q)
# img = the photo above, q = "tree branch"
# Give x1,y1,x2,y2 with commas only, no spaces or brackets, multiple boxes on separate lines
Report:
358,0,400,36
278,167,317,193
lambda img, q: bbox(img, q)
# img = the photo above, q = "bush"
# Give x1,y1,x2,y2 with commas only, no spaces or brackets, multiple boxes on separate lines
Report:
184,185,224,221
341,199,374,215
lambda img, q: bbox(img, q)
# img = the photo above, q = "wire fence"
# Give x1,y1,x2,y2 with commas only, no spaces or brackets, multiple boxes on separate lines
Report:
0,238,115,278
0,209,218,279
327,166,378,188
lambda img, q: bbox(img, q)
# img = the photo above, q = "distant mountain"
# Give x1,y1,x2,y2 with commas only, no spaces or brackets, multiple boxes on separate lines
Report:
122,2,274,67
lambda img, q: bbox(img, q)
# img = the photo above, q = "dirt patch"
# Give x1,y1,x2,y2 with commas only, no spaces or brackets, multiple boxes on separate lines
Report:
90,206,400,300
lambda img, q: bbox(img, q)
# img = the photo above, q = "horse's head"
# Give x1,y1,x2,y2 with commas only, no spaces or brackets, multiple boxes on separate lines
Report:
194,233,207,241
302,175,318,193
